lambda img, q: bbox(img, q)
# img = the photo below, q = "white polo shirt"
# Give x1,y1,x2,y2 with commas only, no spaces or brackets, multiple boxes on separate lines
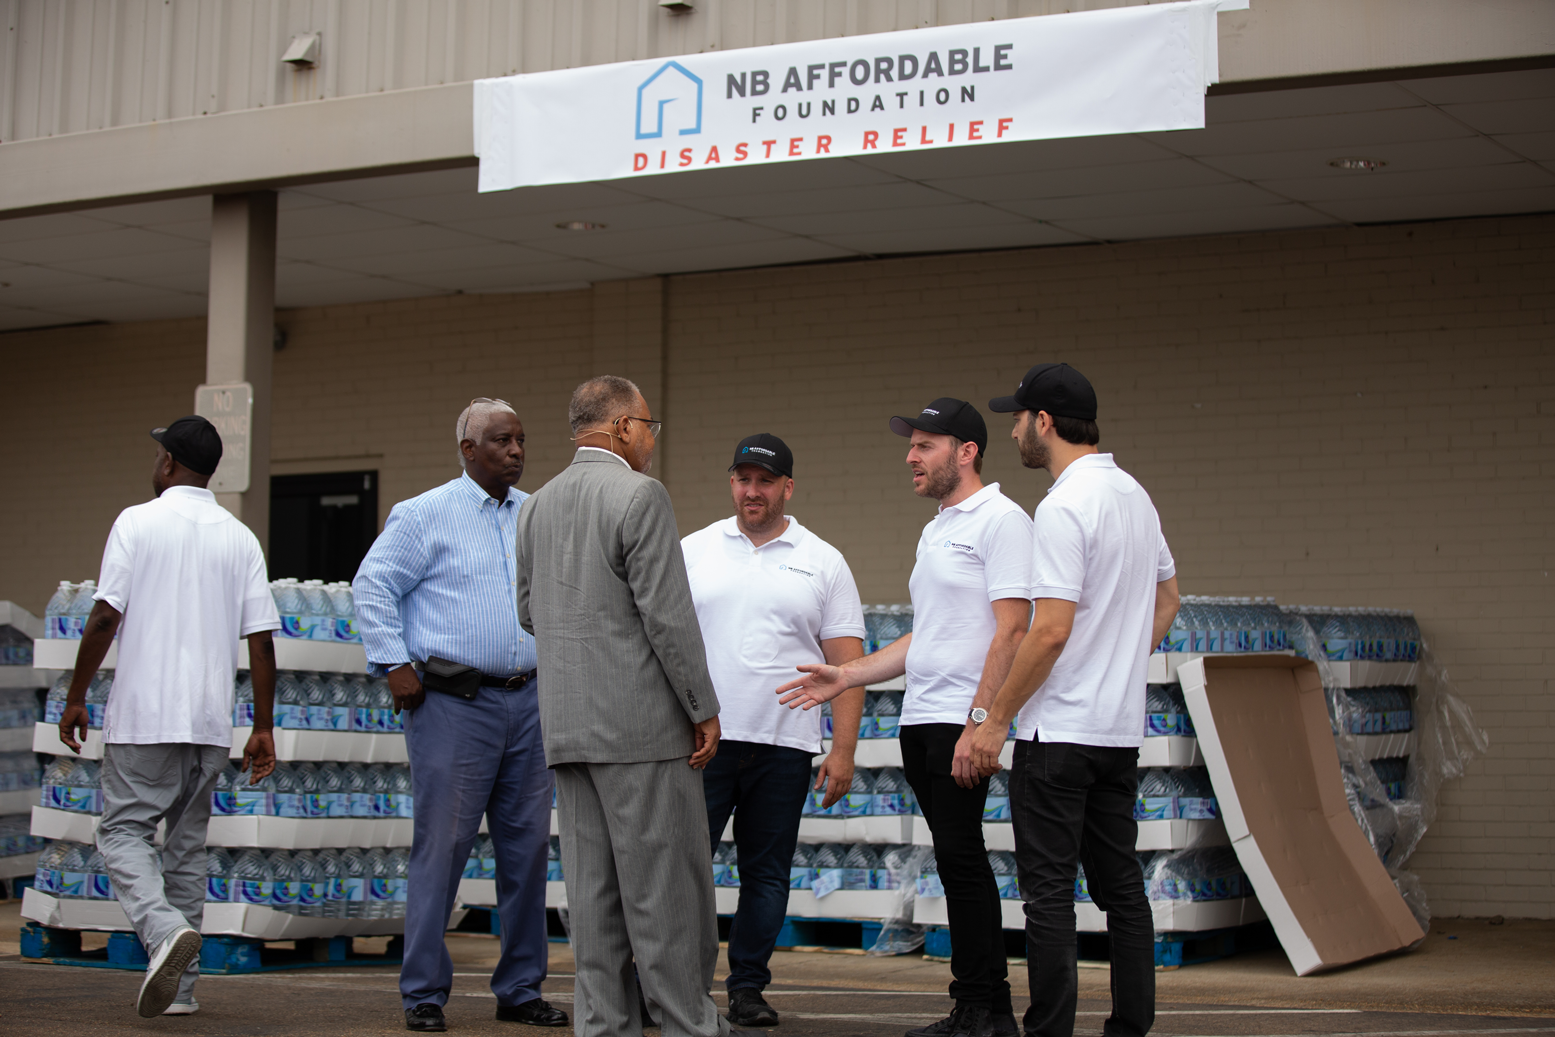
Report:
682,516,865,753
94,486,280,747
1015,454,1175,747
903,483,1034,726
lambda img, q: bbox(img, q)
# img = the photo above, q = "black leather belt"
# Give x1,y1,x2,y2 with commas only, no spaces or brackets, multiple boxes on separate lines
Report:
481,669,537,689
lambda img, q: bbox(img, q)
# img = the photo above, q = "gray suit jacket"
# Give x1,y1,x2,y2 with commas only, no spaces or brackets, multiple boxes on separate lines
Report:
514,448,720,766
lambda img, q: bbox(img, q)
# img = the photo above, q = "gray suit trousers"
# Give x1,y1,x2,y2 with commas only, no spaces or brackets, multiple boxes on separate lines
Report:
555,758,729,1037
98,742,227,1001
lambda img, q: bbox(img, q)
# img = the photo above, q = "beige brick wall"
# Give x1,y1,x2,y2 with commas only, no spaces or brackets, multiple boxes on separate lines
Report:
1,212,1550,917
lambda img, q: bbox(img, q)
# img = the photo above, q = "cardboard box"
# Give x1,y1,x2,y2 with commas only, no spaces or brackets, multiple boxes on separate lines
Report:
1179,654,1425,974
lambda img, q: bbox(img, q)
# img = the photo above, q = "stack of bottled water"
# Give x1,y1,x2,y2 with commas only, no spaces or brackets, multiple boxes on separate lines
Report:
1133,767,1219,821
43,581,101,639
0,751,42,795
1144,684,1195,737
461,834,506,881
1142,847,1249,902
39,757,101,813
1287,606,1421,663
32,841,113,899
0,813,45,858
210,761,413,819
200,846,408,917
0,626,32,667
43,673,112,727
1330,686,1415,735
269,579,362,643
863,605,914,655
1157,596,1290,655
0,687,40,728
802,766,917,817
258,671,399,733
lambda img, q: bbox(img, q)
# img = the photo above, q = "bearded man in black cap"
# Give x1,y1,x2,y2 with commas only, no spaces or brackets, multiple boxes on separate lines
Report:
58,416,280,1019
681,433,867,1028
777,402,1032,1037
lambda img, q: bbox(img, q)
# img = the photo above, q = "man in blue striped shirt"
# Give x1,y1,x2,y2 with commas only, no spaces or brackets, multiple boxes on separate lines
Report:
355,398,566,1034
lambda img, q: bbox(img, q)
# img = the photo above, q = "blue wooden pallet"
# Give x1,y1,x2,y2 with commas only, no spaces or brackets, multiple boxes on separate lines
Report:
19,923,403,974
772,916,886,953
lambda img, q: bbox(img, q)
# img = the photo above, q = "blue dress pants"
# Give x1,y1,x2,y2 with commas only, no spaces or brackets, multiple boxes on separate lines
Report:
401,679,553,1010
701,739,813,993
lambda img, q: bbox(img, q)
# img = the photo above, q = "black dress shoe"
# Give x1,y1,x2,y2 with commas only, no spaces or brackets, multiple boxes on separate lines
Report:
405,1004,447,1032
727,989,779,1027
906,1005,993,1037
496,998,570,1027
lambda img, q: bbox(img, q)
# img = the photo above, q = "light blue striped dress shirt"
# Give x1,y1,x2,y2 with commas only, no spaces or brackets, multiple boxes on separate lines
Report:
353,473,537,678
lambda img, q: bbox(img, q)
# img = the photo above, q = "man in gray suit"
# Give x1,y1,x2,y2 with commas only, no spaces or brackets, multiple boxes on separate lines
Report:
514,375,728,1037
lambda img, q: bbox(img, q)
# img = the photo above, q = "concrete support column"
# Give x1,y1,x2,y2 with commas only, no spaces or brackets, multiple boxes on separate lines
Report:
206,190,277,552
591,277,668,485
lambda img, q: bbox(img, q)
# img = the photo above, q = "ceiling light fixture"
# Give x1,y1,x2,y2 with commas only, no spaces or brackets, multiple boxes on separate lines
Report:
555,221,606,231
1328,157,1386,172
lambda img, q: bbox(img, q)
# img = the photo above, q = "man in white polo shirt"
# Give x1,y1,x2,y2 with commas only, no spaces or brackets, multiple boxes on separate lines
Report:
776,400,1031,1037
682,433,866,1029
58,416,280,1019
970,364,1180,1037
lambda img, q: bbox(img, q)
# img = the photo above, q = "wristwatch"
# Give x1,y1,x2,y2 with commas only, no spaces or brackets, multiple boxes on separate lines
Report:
968,707,988,726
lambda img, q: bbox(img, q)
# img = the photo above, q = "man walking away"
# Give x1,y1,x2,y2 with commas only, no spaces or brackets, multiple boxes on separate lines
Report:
59,416,280,1018
776,398,1032,1037
355,398,564,1034
515,375,728,1037
682,433,867,1028
970,363,1181,1037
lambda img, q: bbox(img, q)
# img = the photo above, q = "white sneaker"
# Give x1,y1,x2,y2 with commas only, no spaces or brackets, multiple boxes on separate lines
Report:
137,927,202,1019
163,999,200,1016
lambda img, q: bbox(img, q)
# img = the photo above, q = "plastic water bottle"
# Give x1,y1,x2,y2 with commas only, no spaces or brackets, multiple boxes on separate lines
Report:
57,842,90,898
65,580,97,639
40,756,70,809
276,672,306,729
347,765,373,818
271,764,304,818
65,759,101,814
293,850,325,917
1165,684,1194,736
374,679,401,733
315,848,346,918
710,841,731,886
273,580,306,640
789,844,814,890
325,675,352,731
916,850,942,898
330,583,361,644
839,767,872,818
349,676,373,732
318,762,350,817
389,848,409,917
870,767,911,816
988,851,1020,899
1318,611,1353,662
45,581,75,639
875,843,912,891
983,770,1011,821
340,847,368,918
811,842,846,893
873,691,902,739
301,581,334,642
44,674,70,724
268,850,300,913
85,672,111,729
364,764,391,818
546,835,563,881
210,764,235,815
302,673,329,731
364,848,393,919
1177,768,1219,819
1075,862,1092,903
233,671,255,727
290,762,320,817
232,761,273,815
1134,769,1178,821
477,834,497,880
464,843,481,880
206,847,234,902
232,848,274,906
34,840,70,894
1145,684,1176,737
840,843,876,890
1159,601,1190,653
391,766,413,819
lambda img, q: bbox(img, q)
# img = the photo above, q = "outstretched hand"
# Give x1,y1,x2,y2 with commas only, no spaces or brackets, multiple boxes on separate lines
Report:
775,664,851,711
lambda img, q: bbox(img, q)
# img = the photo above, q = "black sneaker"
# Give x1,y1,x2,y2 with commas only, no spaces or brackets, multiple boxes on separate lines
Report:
727,989,780,1027
905,1005,993,1037
988,1011,1019,1037
405,1003,447,1032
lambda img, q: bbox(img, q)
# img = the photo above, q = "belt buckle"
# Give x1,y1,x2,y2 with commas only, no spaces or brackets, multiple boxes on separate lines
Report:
505,672,528,690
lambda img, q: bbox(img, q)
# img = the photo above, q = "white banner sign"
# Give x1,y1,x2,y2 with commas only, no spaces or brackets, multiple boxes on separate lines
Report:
475,0,1245,192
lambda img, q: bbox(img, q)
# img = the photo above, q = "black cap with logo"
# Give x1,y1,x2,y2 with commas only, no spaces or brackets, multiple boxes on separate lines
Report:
150,416,224,477
988,363,1098,420
889,397,988,455
730,433,794,478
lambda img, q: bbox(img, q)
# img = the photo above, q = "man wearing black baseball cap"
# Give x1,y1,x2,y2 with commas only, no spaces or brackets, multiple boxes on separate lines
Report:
776,400,1032,1037
972,364,1181,1037
58,415,280,1018
681,433,866,1028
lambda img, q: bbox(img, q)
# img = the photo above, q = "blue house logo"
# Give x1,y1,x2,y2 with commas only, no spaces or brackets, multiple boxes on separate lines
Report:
636,61,702,140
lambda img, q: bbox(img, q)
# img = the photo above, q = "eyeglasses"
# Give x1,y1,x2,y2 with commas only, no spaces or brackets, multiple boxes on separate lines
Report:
461,396,512,441
616,415,663,440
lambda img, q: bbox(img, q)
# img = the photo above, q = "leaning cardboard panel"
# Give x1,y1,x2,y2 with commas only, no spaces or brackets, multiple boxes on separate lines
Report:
1178,654,1424,975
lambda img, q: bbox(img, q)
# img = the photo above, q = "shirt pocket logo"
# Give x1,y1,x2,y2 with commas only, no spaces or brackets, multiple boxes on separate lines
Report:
943,541,976,553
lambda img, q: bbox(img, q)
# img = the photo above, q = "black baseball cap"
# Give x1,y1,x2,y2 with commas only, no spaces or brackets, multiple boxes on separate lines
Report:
988,363,1098,420
730,433,793,478
889,398,987,455
150,416,224,476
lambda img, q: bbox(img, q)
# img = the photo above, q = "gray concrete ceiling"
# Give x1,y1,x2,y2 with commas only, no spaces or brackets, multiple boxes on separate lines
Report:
1,67,1551,332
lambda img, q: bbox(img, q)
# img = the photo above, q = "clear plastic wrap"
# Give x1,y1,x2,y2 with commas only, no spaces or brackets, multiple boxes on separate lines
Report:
1288,614,1489,932
867,844,932,956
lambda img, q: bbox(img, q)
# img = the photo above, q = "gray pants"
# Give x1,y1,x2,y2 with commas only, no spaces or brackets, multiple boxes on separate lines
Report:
98,742,227,1001
555,757,729,1037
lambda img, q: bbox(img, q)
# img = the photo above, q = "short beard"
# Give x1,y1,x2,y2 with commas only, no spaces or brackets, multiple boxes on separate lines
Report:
917,452,962,501
738,497,785,535
1017,421,1051,471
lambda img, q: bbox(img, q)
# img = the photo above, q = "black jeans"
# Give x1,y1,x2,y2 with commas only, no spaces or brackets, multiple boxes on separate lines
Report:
702,740,813,992
1010,740,1154,1037
901,723,1012,1014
